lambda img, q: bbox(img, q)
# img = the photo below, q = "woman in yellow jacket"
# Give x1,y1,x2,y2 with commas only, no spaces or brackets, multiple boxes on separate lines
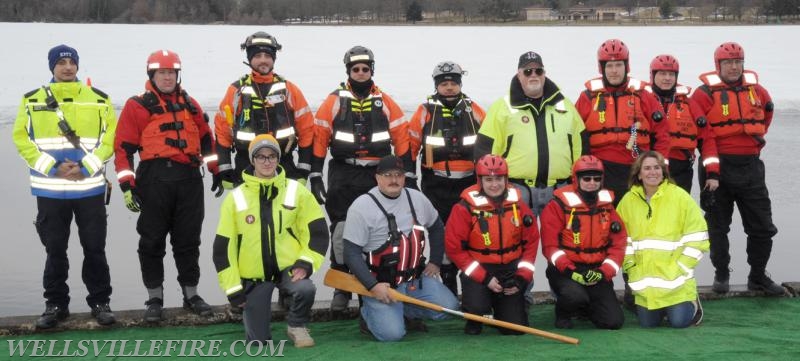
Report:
616,151,709,328
213,134,329,347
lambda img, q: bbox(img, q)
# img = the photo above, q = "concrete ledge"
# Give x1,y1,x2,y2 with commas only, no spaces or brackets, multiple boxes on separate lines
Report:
1,282,796,337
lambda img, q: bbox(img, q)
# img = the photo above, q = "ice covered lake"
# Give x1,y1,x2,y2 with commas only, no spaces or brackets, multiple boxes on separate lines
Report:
0,22,798,316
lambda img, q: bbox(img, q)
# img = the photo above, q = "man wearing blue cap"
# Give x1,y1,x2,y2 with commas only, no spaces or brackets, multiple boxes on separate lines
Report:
13,44,117,328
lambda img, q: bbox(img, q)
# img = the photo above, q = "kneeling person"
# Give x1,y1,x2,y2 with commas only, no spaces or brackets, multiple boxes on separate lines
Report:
541,155,626,329
445,155,539,335
213,134,329,347
344,155,459,342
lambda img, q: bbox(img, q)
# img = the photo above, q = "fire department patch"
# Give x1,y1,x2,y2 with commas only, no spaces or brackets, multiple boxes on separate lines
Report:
246,215,255,224
521,116,530,124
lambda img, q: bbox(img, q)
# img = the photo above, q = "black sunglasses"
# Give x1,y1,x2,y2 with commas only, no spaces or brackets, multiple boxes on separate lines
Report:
351,66,371,73
522,68,545,77
580,176,603,182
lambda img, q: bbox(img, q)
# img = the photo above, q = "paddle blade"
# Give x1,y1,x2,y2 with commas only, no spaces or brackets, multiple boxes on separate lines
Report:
324,269,372,297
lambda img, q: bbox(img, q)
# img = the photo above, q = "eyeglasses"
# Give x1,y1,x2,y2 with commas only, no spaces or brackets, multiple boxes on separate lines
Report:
522,68,545,77
379,172,404,179
580,176,603,183
351,66,371,73
253,154,279,163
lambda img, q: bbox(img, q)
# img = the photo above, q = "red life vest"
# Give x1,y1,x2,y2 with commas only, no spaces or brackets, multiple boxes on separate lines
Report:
583,77,651,149
698,70,766,139
459,184,525,265
553,186,615,265
363,189,426,287
134,83,201,162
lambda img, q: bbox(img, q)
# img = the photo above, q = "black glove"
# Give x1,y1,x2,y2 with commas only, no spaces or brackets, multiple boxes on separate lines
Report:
405,176,419,190
228,291,247,308
309,176,327,204
211,173,224,198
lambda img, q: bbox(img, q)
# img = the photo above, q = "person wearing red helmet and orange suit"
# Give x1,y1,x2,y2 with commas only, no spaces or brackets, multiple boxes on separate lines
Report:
540,155,626,329
645,54,720,193
445,154,539,335
690,42,784,296
114,50,219,322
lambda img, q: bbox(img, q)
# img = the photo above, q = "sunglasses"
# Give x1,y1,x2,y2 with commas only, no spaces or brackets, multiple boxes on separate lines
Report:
522,68,545,77
253,154,279,163
350,66,371,73
581,176,603,183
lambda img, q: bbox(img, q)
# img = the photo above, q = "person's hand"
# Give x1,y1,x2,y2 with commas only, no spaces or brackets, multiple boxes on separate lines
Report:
309,176,327,204
487,277,503,293
228,291,247,308
291,267,307,282
503,285,520,296
422,263,440,278
370,282,394,304
55,159,83,181
581,269,603,285
704,179,719,192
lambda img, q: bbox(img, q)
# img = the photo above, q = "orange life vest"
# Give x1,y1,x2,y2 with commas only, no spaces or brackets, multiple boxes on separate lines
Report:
459,184,525,265
654,85,698,151
553,186,615,265
134,85,201,162
698,70,766,139
583,77,651,149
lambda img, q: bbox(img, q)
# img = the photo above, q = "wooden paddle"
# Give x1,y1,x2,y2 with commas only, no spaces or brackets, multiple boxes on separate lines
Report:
323,269,579,345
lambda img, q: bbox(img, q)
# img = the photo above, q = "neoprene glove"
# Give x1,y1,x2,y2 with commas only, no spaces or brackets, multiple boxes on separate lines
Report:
582,269,604,284
123,187,142,213
309,176,327,204
211,173,224,198
570,271,588,286
219,169,236,190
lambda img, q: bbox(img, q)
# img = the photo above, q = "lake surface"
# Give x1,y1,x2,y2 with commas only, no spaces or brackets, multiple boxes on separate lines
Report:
1,23,798,317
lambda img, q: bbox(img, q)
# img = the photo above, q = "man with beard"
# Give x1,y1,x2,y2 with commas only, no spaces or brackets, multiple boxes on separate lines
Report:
312,46,413,311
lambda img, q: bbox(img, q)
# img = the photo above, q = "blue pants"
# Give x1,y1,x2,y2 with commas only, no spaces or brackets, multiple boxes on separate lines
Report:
361,275,459,341
636,301,694,328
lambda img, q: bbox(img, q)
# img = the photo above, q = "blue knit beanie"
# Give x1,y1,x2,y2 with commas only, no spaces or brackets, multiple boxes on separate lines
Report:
48,44,79,73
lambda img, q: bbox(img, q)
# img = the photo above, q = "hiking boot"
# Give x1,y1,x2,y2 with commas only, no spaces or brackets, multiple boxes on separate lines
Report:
747,273,785,296
91,303,116,326
464,320,482,335
144,298,163,323
404,317,428,332
330,290,351,312
183,295,213,316
287,326,315,348
35,304,69,329
555,317,574,329
691,298,704,326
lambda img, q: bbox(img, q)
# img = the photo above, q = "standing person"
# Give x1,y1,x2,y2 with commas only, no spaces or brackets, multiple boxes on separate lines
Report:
213,32,315,195
691,42,784,295
409,61,486,296
617,151,708,328
312,46,414,311
114,50,218,322
540,155,626,330
213,134,329,348
343,155,458,342
445,155,538,335
13,44,116,328
575,39,666,206
645,54,720,193
475,51,585,216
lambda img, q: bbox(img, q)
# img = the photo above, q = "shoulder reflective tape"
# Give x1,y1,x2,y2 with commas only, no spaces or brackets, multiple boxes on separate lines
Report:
555,100,566,112
562,191,583,207
275,127,296,139
705,74,722,86
589,79,605,92
743,72,758,85
236,131,256,142
506,188,520,202
270,82,287,93
232,188,248,212
598,190,613,203
676,85,690,95
467,190,488,206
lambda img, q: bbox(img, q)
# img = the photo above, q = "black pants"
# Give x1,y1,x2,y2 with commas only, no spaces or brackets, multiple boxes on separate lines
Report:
668,157,693,193
460,267,528,335
600,160,632,207
699,155,777,273
546,266,623,329
242,269,316,342
325,160,377,271
420,168,473,223
136,160,204,290
35,194,111,308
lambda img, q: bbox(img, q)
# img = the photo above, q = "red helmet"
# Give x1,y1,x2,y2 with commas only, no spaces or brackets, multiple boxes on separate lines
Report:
475,154,508,177
597,39,629,73
650,54,679,83
714,42,744,71
147,50,182,72
572,155,604,184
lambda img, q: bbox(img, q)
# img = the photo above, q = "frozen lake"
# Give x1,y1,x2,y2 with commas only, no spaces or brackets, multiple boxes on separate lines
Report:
1,23,798,317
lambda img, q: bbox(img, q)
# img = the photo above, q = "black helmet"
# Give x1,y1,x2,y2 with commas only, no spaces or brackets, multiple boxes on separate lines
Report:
343,45,375,67
241,32,282,61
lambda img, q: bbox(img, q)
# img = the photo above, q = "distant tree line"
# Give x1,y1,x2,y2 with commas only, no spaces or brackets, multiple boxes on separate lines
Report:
1,0,797,23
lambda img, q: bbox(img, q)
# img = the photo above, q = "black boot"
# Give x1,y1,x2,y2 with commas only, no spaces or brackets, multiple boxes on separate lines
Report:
440,264,459,297
36,304,69,329
747,269,785,296
713,268,730,294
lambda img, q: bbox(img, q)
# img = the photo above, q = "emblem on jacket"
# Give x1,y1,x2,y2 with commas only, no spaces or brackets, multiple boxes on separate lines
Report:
521,116,530,124
246,215,255,224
